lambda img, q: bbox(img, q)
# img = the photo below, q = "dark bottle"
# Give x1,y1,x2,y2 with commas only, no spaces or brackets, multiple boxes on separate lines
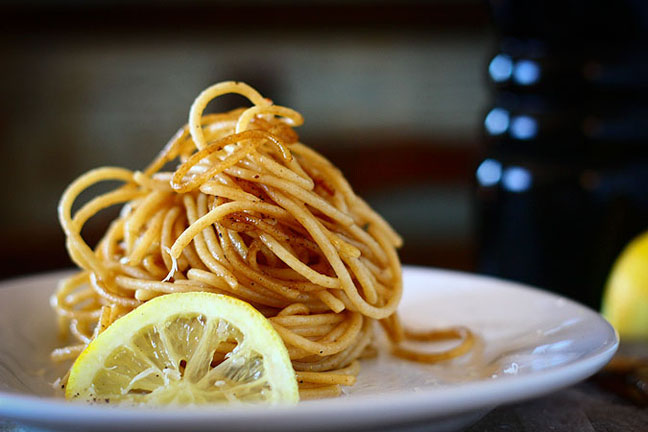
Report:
478,0,648,309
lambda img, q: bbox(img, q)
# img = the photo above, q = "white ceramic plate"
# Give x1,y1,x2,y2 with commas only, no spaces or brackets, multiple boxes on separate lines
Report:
0,266,618,432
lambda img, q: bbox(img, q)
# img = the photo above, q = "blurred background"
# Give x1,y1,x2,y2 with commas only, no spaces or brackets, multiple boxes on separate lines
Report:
0,0,647,310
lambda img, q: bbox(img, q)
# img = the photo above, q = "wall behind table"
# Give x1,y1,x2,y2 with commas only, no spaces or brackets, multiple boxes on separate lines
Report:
0,1,492,279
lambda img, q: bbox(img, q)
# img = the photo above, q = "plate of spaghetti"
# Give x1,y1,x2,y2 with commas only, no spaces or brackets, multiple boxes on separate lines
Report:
0,82,617,431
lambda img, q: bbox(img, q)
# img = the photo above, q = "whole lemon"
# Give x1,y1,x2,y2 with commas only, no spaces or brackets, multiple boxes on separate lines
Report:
601,230,648,339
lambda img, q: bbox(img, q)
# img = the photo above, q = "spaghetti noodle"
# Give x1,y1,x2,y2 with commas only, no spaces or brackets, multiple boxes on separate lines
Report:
53,81,473,399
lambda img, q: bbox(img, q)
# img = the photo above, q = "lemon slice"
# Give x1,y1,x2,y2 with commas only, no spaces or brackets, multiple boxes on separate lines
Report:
65,292,298,405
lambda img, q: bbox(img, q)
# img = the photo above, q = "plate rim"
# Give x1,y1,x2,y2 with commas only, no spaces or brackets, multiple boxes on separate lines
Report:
0,266,619,430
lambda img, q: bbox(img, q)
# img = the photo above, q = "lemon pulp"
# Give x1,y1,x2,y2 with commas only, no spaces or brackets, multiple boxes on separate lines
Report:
65,292,298,404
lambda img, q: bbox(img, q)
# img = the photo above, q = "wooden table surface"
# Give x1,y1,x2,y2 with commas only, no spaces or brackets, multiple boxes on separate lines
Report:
2,378,646,432
465,341,648,432
467,380,648,432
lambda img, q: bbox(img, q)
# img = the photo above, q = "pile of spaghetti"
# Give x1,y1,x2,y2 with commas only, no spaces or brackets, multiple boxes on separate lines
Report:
53,81,473,399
